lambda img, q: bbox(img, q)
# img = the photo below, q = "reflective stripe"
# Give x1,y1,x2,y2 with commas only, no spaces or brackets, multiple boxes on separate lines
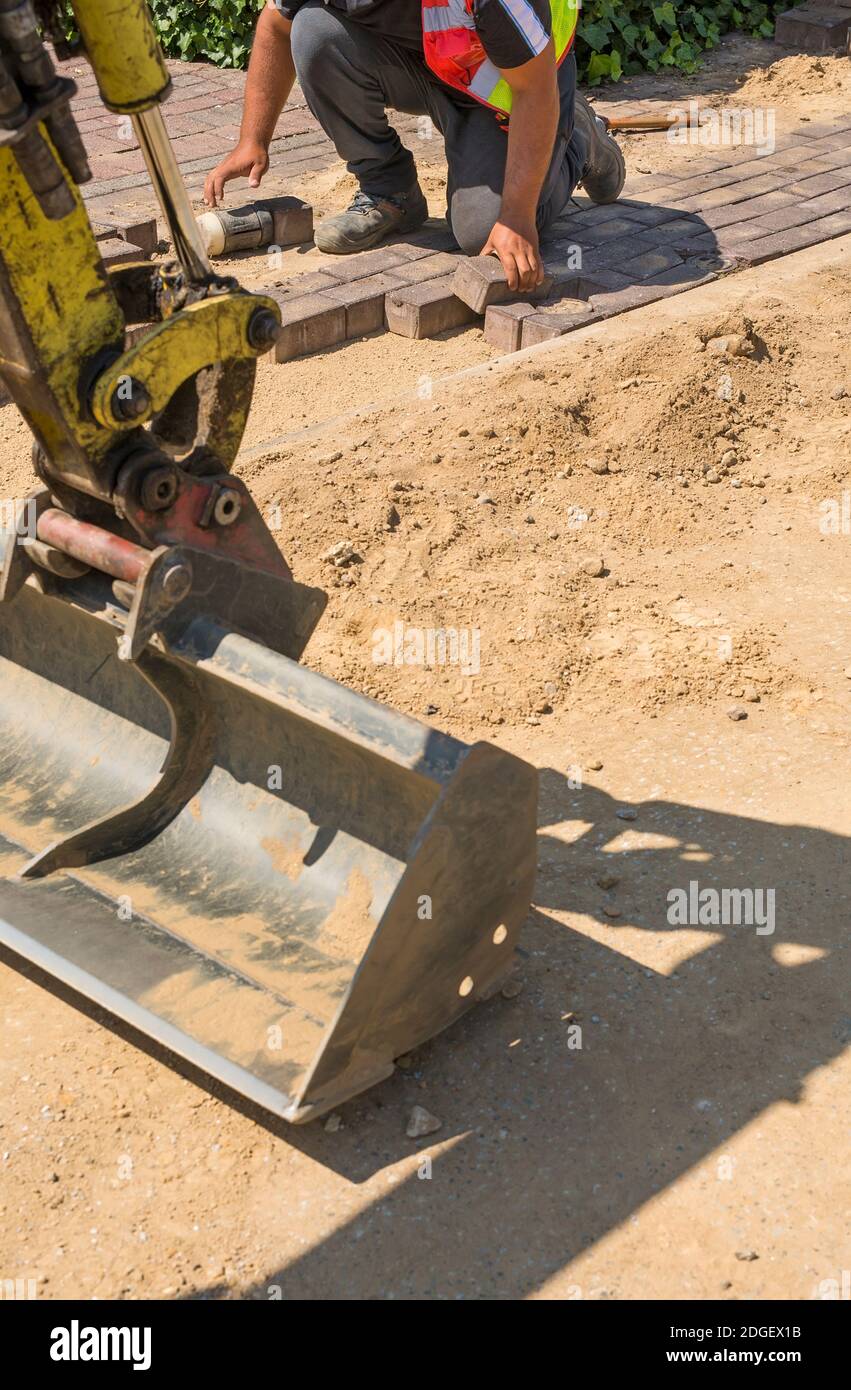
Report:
467,57,503,102
493,0,550,57
422,5,471,34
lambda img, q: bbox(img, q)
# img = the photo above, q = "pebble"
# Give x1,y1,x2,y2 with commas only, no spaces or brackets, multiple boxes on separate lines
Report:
727,704,748,721
596,873,620,890
706,334,753,358
578,556,605,578
831,387,847,400
704,469,721,484
322,539,356,567
501,977,524,999
476,493,495,505
584,458,609,475
616,808,637,821
406,1106,442,1139
534,699,553,715
720,449,738,468
324,1113,343,1133
588,759,604,771
602,905,622,919
735,1250,759,1263
742,684,760,703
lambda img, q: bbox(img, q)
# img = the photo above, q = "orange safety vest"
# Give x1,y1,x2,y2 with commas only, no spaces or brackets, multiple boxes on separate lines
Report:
422,0,579,124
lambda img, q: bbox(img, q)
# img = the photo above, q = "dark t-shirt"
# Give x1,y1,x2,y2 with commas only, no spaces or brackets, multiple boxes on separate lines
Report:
273,0,553,71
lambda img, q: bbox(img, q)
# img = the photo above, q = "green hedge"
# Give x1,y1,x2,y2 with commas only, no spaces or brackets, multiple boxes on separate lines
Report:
65,1,802,79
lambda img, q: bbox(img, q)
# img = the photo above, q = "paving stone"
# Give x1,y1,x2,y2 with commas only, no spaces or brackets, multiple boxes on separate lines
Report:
268,292,347,362
319,272,406,337
701,189,799,229
674,171,791,213
620,247,683,279
452,255,553,313
483,302,539,352
391,251,461,284
732,213,851,266
775,6,851,52
319,246,412,282
259,195,314,247
785,170,851,199
385,275,477,339
616,202,689,227
99,237,147,267
98,210,158,256
521,304,598,347
262,270,338,299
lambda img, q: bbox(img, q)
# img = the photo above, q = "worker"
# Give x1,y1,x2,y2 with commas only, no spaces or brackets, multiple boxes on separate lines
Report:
204,0,625,292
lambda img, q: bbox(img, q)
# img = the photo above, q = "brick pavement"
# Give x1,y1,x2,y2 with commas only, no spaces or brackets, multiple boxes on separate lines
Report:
58,53,851,361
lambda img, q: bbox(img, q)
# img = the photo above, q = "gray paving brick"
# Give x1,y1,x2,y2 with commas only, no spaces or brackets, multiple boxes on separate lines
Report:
319,272,406,337
785,170,851,200
620,247,683,280
483,302,538,352
391,251,461,284
320,247,411,282
269,293,347,362
521,305,598,347
385,275,477,339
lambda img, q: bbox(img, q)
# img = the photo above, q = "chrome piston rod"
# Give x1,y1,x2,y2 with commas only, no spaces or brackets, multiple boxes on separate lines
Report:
131,104,211,284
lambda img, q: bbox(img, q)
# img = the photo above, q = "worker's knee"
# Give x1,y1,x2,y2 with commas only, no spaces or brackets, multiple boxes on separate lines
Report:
448,189,500,257
290,4,350,88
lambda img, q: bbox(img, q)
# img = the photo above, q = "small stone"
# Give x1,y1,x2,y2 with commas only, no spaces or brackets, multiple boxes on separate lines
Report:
588,759,603,771
720,449,738,468
602,905,622,919
322,539,356,567
425,703,439,715
706,333,753,358
384,505,400,531
727,704,748,721
476,493,495,506
831,387,846,400
406,1105,442,1139
396,1054,414,1070
584,458,609,475
578,556,605,578
616,808,637,821
323,1113,343,1133
501,977,524,999
735,1250,759,1263
704,469,721,484
534,698,552,715
742,684,760,703
596,872,620,890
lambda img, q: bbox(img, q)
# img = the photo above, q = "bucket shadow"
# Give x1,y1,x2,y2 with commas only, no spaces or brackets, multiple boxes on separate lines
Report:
237,765,849,1298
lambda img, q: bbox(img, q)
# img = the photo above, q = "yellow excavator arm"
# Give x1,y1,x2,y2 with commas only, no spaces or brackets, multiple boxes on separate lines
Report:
0,0,537,1122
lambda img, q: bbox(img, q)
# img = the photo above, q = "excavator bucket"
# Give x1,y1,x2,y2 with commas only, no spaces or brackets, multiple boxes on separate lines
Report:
0,568,537,1122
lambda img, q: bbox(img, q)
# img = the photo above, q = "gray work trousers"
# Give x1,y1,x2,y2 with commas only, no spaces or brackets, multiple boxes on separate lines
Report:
289,0,586,254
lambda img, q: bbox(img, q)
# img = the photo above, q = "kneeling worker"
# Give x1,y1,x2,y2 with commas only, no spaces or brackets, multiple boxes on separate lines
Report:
204,0,626,292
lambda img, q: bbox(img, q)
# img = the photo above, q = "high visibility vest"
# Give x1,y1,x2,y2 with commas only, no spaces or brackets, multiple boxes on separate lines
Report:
422,0,579,124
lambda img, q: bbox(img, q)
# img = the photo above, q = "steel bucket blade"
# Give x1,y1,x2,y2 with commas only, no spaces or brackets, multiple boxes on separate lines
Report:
0,578,537,1121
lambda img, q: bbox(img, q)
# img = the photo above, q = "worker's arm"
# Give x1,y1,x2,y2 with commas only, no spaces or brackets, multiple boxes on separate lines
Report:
203,4,295,206
482,42,559,293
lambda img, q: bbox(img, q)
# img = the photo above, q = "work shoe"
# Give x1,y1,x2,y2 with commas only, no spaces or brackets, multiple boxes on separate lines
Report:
315,185,428,254
573,93,626,205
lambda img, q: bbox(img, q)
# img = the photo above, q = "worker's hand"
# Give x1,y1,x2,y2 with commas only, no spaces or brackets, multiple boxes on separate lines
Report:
203,141,269,207
481,221,544,294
